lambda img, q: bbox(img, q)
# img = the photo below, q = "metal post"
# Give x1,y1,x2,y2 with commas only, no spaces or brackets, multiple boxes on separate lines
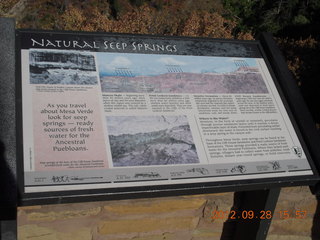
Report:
221,188,281,240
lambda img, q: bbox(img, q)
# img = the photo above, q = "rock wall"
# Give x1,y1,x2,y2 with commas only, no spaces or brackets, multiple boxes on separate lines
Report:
17,186,317,240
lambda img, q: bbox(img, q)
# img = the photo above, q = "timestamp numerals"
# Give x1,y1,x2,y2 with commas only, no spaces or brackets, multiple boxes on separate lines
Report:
259,210,273,219
211,210,231,220
279,210,307,219
211,210,307,220
211,210,272,220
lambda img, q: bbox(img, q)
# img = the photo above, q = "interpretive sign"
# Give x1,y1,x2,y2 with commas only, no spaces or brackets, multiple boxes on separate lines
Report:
16,30,318,204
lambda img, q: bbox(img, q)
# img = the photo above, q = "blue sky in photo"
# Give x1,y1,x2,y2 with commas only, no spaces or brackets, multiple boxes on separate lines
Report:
97,52,258,77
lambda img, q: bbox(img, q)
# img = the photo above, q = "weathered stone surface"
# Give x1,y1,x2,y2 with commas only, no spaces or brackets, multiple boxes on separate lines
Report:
98,216,200,235
17,187,318,240
203,196,233,224
103,198,207,215
18,206,42,211
26,207,101,222
268,186,317,238
269,218,313,235
192,228,222,240
267,235,311,240
96,232,192,240
18,224,92,240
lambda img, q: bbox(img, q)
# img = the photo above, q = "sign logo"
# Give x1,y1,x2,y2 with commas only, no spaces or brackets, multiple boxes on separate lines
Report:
269,161,281,170
134,172,161,178
292,146,302,158
186,168,209,175
231,165,246,174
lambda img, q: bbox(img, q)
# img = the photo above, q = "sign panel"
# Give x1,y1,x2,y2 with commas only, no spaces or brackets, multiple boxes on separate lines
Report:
16,30,318,202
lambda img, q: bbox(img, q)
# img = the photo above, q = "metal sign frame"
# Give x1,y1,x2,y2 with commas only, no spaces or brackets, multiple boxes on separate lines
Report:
13,29,320,205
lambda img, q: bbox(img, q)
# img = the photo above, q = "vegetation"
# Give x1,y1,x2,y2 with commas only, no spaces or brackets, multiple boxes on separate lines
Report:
0,0,319,126
1,0,252,39
277,37,320,124
223,0,320,37
0,0,18,15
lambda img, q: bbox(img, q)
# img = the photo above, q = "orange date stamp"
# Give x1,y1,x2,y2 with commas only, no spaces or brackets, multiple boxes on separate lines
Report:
211,210,307,220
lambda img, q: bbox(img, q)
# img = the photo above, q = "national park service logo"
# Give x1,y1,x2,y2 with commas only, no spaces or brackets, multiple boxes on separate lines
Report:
292,146,302,158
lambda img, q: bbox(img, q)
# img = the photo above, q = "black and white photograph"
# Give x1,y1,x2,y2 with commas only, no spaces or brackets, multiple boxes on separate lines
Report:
106,115,200,167
29,49,98,85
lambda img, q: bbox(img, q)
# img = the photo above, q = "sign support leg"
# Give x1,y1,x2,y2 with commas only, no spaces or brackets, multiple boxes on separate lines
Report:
221,188,281,240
